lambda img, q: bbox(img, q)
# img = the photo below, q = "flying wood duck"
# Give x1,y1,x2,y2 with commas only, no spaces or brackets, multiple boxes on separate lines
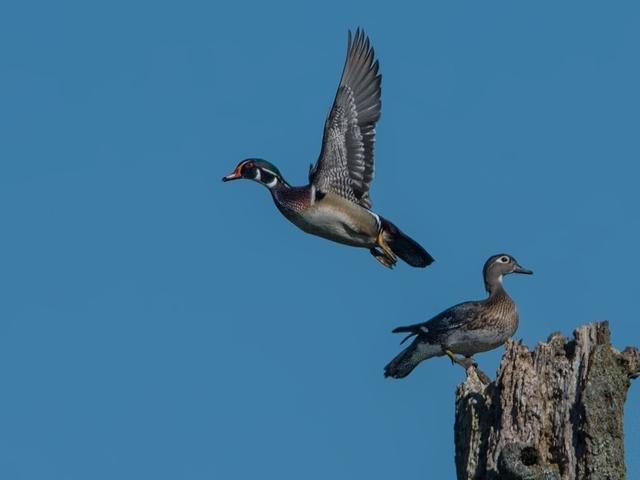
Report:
222,29,433,269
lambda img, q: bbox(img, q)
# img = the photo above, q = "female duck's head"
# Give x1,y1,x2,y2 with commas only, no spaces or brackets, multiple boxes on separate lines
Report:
483,254,533,293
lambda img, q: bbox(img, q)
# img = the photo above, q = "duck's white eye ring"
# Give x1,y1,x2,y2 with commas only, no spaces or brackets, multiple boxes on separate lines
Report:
499,256,510,263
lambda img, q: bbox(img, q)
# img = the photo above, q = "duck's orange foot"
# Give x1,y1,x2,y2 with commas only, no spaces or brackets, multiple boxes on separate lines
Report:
370,248,396,269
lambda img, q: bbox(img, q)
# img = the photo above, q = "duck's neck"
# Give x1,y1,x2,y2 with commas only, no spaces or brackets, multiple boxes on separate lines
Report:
485,275,508,299
254,169,290,191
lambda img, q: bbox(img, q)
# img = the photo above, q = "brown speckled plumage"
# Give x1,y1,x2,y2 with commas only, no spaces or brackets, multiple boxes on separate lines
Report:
384,254,532,379
465,290,518,332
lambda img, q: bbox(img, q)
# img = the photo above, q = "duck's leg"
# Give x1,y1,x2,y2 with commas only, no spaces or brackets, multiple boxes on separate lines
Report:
445,350,491,384
445,349,469,367
372,230,397,267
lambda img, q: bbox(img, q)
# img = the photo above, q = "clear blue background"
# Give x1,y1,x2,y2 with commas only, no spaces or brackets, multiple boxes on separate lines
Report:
1,1,639,478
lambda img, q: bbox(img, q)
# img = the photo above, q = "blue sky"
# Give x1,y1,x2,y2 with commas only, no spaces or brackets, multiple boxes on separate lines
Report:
1,1,639,478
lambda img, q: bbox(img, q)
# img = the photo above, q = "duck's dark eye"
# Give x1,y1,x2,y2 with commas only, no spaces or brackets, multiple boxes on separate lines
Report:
500,256,510,263
243,166,257,178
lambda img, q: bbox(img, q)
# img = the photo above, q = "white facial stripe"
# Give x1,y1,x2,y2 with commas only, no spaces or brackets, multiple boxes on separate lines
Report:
254,168,261,181
265,176,278,188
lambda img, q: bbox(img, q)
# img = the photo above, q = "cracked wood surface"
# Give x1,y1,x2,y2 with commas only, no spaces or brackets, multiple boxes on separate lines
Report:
455,322,639,480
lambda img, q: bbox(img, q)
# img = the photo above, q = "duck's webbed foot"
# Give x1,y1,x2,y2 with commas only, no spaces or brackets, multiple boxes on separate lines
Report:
372,231,397,268
370,248,396,269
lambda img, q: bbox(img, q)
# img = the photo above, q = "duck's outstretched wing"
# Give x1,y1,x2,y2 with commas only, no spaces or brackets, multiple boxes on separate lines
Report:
309,28,381,209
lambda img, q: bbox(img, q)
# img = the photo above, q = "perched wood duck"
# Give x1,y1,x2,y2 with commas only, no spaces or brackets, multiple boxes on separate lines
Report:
384,254,533,378
222,29,433,269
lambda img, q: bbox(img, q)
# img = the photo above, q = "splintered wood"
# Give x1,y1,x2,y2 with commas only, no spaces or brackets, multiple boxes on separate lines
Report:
455,322,639,480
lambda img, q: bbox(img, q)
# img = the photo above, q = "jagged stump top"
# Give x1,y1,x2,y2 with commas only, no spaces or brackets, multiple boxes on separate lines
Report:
455,321,639,480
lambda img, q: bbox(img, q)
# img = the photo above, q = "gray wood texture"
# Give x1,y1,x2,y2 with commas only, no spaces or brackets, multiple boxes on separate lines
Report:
455,322,639,480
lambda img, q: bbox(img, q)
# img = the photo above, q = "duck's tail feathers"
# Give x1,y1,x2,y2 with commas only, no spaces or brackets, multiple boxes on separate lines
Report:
391,322,426,344
380,218,434,268
391,326,418,345
383,341,441,379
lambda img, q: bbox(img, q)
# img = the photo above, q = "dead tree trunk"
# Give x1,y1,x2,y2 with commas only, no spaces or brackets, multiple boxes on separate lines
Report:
455,322,639,480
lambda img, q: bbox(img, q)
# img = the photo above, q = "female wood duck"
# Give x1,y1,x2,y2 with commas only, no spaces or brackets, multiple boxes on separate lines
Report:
384,254,533,378
222,29,433,269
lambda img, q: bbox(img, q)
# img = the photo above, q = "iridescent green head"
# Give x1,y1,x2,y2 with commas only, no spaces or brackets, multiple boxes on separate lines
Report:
222,158,287,189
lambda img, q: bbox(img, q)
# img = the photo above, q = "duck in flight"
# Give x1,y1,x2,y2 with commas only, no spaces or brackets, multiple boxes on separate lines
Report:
384,254,532,378
222,29,433,269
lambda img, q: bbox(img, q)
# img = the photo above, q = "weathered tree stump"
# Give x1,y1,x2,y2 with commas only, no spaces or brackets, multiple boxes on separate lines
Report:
455,321,639,480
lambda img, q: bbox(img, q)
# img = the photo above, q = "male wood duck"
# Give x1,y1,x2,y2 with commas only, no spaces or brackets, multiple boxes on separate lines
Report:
384,254,532,378
222,29,433,269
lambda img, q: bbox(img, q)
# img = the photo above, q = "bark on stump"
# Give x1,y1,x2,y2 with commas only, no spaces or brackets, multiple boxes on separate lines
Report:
455,321,639,480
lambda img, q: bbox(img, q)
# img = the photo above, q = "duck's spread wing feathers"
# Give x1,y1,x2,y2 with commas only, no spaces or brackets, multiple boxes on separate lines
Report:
309,29,381,209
